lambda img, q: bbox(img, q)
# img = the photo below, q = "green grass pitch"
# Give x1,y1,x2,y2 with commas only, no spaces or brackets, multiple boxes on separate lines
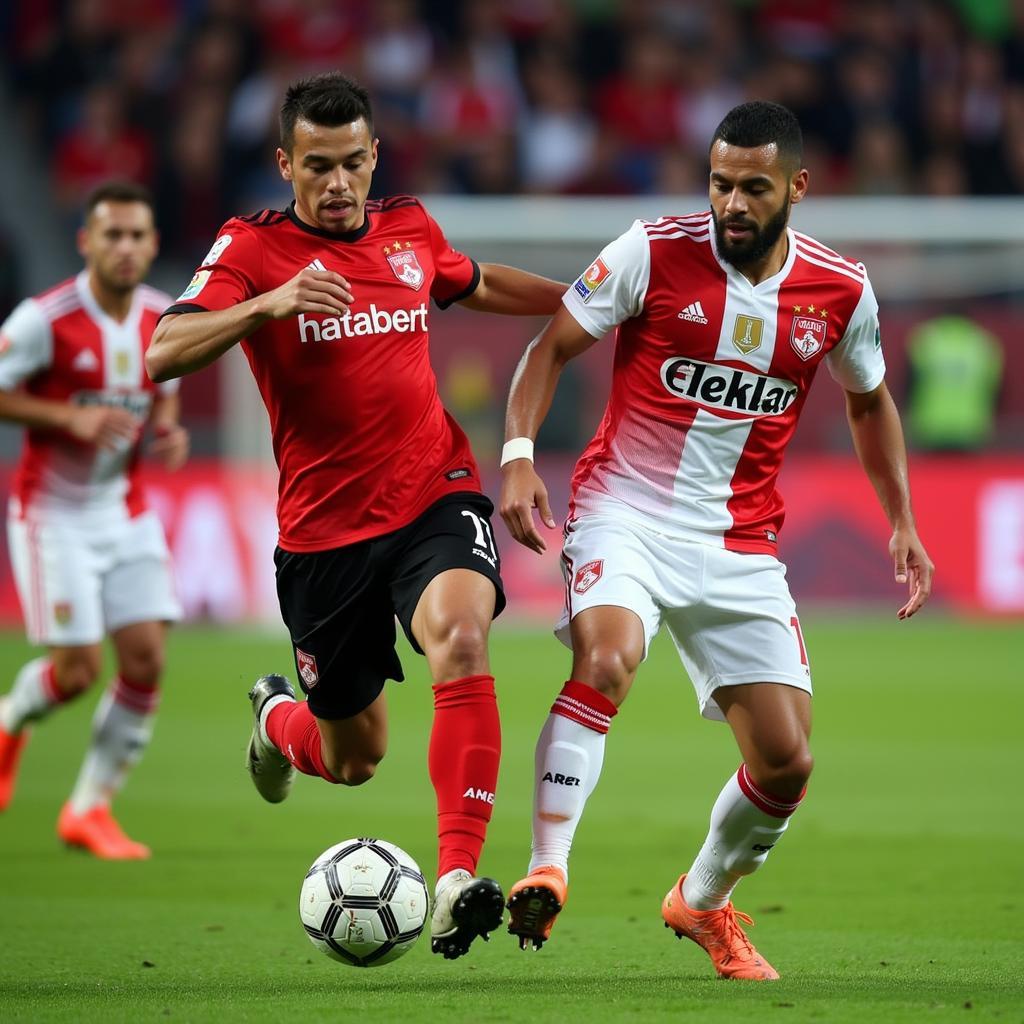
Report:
0,617,1021,1023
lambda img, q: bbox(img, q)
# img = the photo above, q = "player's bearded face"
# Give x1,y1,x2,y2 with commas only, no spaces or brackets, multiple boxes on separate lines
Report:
711,195,790,269
281,118,379,235
80,201,158,293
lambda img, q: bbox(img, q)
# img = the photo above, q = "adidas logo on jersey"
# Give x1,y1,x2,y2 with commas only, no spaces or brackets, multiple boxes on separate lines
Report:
71,348,99,372
678,301,709,325
307,259,327,272
661,357,799,417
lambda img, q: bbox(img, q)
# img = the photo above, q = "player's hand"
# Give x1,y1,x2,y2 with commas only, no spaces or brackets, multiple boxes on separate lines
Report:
148,423,190,471
500,460,557,554
260,268,354,319
67,405,142,450
890,525,934,620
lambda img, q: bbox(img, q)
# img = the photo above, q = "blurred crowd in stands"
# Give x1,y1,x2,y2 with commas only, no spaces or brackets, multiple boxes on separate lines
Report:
3,0,1024,264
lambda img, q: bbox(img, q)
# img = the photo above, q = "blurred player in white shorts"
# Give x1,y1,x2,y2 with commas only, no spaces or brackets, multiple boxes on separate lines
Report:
499,102,934,979
0,182,188,859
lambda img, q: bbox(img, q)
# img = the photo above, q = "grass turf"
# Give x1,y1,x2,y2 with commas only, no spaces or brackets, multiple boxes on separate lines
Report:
0,617,1021,1023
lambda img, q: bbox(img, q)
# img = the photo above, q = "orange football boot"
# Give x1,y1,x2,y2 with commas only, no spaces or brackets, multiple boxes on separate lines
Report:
506,865,567,950
661,874,779,980
57,803,151,860
0,724,29,811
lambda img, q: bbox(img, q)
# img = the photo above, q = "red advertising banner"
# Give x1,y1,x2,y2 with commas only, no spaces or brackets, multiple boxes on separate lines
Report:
0,456,1020,629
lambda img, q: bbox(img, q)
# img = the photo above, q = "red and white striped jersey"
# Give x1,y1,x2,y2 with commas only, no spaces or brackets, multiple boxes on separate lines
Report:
0,272,177,515
563,212,885,555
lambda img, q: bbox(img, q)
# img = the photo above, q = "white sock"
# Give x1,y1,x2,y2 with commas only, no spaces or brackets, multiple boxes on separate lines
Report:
528,681,618,881
259,694,293,746
68,677,159,814
0,658,62,733
683,764,804,911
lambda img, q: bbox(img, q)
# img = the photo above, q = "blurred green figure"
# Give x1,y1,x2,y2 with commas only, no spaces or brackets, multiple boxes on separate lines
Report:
905,314,1004,452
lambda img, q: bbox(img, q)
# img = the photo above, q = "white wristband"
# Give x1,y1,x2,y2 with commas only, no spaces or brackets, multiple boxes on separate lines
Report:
500,437,535,467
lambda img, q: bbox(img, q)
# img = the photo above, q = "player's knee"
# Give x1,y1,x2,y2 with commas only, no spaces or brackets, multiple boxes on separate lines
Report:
753,746,814,801
433,618,489,677
118,647,165,688
53,658,101,696
573,645,635,705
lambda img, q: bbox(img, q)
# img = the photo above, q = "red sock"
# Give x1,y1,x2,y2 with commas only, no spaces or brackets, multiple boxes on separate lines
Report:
265,700,338,783
429,674,501,877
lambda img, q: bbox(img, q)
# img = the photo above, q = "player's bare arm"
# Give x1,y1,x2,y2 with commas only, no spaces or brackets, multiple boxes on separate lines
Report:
0,389,140,450
845,381,934,619
147,392,190,471
500,306,599,554
459,263,565,316
147,267,354,382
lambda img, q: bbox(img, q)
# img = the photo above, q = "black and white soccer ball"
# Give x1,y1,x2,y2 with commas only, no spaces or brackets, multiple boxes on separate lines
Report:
299,838,429,967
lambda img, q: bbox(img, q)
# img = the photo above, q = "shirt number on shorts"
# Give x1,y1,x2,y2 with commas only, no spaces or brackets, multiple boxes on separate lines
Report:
461,509,498,562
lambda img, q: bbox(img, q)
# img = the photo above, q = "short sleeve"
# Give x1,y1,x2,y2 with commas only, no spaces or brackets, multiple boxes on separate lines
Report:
825,272,886,394
561,220,651,339
423,207,480,309
0,299,52,389
162,223,262,316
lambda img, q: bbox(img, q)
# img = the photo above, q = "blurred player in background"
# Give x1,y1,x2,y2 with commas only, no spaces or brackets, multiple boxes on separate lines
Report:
147,73,564,959
499,102,934,979
0,182,188,859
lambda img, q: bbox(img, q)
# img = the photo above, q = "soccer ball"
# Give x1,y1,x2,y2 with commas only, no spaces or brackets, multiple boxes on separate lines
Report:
299,837,429,967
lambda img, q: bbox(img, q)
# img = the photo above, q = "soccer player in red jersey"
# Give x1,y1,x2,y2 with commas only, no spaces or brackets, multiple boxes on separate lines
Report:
499,102,935,978
146,73,565,959
0,182,189,858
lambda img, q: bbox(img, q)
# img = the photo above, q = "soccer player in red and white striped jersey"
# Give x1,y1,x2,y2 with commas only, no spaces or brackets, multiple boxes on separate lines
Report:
0,182,188,858
147,73,565,960
501,102,934,978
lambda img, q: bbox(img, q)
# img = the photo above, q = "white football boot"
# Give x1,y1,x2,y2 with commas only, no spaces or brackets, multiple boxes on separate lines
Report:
245,674,296,803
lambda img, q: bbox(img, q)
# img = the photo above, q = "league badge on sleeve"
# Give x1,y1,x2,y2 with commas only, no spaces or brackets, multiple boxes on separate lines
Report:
178,270,211,301
384,242,424,290
573,258,612,303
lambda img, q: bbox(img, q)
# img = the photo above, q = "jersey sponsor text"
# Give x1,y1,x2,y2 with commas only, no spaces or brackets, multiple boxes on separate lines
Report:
297,303,429,343
661,357,799,417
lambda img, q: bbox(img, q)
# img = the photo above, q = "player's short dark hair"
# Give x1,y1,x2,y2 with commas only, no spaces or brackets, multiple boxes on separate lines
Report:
83,180,154,220
710,101,803,171
280,72,374,152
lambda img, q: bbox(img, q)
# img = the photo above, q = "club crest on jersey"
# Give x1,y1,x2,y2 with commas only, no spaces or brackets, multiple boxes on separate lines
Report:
296,649,319,688
53,601,73,625
384,242,424,290
790,315,827,360
573,559,604,594
573,258,612,303
732,314,764,355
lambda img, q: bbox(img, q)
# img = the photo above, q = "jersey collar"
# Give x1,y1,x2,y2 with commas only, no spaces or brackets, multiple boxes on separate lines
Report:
286,201,372,242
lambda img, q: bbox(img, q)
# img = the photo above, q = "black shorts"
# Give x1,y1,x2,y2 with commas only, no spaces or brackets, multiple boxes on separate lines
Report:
274,492,505,721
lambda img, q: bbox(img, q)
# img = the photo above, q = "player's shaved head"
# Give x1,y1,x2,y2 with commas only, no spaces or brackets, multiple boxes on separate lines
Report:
280,73,374,154
711,101,803,173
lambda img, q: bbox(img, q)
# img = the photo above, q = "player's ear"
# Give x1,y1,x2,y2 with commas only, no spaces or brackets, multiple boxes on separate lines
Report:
371,138,379,171
276,147,293,183
790,167,809,205
75,226,89,260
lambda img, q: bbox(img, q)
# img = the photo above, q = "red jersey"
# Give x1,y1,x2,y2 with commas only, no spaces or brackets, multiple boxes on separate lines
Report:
0,272,176,516
562,213,886,554
166,199,482,552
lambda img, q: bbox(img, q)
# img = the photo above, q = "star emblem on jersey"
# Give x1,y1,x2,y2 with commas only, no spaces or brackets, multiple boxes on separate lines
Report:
732,314,764,355
295,649,319,688
384,242,424,290
790,313,828,361
573,559,604,594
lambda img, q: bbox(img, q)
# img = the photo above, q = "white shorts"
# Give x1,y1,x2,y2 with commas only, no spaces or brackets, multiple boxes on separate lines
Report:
556,515,812,722
7,506,182,647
